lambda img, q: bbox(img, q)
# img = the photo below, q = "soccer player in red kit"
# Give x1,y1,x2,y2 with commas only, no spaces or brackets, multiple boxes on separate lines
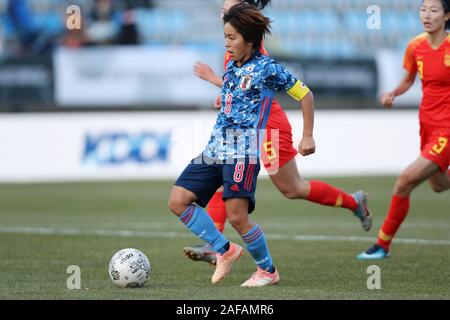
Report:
358,0,450,260
184,0,373,265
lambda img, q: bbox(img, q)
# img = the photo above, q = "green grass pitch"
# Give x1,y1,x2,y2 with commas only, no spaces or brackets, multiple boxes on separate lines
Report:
0,176,449,299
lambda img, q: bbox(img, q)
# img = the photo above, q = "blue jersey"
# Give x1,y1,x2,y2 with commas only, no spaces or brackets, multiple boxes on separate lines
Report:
203,51,310,161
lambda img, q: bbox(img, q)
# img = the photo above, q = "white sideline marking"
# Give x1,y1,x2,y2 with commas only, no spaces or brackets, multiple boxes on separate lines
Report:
1,226,450,246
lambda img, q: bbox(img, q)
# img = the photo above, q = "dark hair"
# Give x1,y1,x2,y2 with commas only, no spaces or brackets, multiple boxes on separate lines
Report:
443,0,450,30
223,3,271,51
243,0,271,10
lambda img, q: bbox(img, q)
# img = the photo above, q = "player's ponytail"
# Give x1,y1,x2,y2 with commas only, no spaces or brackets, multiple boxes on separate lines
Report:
243,0,271,10
441,0,450,30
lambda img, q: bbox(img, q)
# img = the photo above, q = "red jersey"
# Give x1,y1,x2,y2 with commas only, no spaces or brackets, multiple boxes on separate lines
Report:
403,33,450,128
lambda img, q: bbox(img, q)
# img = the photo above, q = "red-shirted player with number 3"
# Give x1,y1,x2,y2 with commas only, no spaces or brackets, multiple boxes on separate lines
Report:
358,0,450,260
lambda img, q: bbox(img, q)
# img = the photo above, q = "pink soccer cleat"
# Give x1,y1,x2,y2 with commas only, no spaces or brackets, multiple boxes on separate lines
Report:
240,267,280,287
211,243,243,284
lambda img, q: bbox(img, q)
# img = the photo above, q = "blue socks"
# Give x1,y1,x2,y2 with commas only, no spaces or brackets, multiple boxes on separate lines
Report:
179,206,275,272
179,204,229,254
242,224,275,272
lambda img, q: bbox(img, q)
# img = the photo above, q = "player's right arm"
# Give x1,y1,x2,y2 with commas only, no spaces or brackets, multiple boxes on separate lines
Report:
193,61,223,88
380,40,418,108
380,71,416,108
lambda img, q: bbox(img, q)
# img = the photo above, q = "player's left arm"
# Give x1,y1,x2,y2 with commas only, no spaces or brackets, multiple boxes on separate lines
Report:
287,82,315,156
298,91,315,156
265,62,316,156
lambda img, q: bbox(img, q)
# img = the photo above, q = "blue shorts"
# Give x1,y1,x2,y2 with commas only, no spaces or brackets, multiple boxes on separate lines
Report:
174,155,260,214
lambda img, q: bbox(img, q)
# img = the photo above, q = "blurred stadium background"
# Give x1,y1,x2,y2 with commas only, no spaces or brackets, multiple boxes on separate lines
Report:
0,0,449,300
0,0,425,111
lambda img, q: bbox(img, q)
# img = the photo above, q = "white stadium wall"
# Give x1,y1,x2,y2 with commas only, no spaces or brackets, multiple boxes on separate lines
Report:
54,47,222,107
0,110,420,183
54,47,423,109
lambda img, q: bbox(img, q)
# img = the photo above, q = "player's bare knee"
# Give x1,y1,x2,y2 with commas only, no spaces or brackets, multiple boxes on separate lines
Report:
167,194,187,216
281,182,307,199
281,189,297,199
227,213,247,232
226,214,241,228
167,197,179,215
394,173,414,195
432,185,447,193
429,181,449,193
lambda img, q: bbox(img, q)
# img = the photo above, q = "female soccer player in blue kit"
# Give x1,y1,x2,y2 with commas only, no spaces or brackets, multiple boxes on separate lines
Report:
168,3,313,287
183,0,372,267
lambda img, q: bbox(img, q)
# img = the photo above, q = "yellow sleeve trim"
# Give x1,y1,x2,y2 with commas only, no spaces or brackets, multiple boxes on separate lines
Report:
287,80,310,101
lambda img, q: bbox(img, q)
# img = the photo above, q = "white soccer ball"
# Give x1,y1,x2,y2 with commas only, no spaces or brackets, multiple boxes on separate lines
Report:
108,248,151,288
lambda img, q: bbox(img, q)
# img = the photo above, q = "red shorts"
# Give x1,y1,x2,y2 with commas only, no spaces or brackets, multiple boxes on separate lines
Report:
420,123,450,172
260,100,298,171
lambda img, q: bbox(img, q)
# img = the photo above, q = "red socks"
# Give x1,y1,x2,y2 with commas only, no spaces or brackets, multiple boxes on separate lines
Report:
207,192,227,233
376,195,410,251
307,180,358,211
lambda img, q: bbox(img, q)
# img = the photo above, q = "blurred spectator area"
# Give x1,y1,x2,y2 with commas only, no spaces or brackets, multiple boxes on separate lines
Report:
1,0,423,57
0,0,154,53
267,0,422,59
0,0,67,53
